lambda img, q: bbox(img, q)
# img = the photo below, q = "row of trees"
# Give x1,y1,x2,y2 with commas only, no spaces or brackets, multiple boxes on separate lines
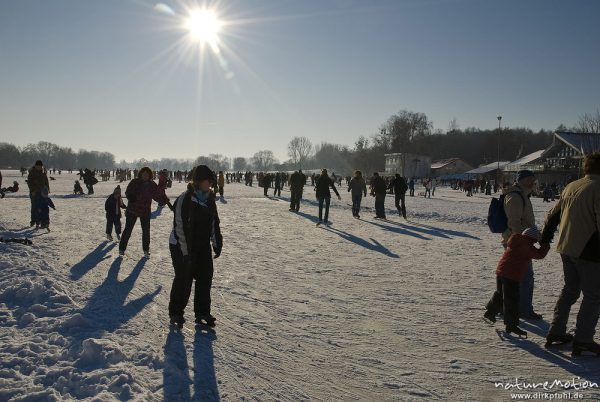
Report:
2,109,598,173
0,141,115,170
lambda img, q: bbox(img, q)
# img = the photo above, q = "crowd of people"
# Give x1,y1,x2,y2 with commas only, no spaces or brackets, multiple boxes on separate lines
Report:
3,152,600,358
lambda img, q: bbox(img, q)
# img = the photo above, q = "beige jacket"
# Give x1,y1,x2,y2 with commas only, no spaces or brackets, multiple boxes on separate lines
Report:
544,175,600,260
502,184,535,244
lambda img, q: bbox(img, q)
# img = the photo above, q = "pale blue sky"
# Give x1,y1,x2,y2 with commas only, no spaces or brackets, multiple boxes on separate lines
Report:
1,0,599,162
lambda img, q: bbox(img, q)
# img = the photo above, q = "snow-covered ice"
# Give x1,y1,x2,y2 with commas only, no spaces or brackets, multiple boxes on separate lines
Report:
1,170,599,401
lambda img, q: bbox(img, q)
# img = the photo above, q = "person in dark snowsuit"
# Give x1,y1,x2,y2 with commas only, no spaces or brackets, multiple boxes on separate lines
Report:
388,174,408,219
35,186,55,230
168,165,223,328
370,172,387,219
119,167,169,257
315,169,341,225
105,185,127,241
82,169,97,194
273,173,282,197
289,170,306,212
262,173,272,196
27,160,50,226
408,178,415,197
347,170,367,218
74,181,84,195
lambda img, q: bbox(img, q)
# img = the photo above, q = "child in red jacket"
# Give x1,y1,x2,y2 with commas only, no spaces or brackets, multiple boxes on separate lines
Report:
484,227,550,338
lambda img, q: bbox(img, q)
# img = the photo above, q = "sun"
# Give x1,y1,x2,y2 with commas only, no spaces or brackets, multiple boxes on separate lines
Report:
185,9,222,47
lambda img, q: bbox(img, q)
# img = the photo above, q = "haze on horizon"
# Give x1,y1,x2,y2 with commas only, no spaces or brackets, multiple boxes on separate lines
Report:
1,0,599,163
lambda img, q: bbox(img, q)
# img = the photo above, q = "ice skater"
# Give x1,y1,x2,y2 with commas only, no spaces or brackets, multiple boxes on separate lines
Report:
168,165,223,329
347,170,367,218
34,187,56,231
483,227,549,338
105,185,126,241
315,169,341,226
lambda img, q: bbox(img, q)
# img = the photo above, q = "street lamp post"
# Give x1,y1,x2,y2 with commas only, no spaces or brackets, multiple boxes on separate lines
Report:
497,115,502,185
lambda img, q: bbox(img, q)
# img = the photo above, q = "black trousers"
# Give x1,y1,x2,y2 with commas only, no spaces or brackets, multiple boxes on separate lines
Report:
273,185,281,197
290,188,303,211
263,186,269,196
486,276,520,327
119,212,150,252
394,194,406,218
168,243,214,318
375,193,386,218
106,215,122,236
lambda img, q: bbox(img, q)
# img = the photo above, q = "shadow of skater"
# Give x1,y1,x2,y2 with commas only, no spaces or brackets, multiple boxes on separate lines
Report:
163,329,192,401
323,226,399,259
404,221,481,240
519,319,551,338
193,329,220,401
70,241,116,280
362,219,431,240
79,257,161,333
500,333,600,394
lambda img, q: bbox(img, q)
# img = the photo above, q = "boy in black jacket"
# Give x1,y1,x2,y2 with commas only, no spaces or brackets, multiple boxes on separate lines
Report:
105,185,126,241
168,165,223,328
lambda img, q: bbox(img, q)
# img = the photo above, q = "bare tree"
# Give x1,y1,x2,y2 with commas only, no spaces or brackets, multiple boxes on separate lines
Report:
233,157,248,171
577,109,600,133
252,150,277,171
287,136,313,169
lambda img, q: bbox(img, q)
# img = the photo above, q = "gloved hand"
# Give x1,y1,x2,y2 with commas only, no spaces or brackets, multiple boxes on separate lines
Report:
213,245,222,259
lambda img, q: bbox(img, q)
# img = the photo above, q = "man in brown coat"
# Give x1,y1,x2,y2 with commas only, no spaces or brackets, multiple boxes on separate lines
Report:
542,153,600,355
502,170,542,319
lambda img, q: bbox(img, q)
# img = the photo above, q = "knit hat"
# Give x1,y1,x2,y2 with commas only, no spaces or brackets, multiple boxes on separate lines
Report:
522,226,541,241
35,160,43,166
517,170,535,182
113,185,121,195
191,165,216,182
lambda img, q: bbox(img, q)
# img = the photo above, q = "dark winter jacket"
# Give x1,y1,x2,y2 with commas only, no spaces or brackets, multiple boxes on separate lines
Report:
389,177,408,195
371,176,387,195
315,174,340,199
125,178,169,218
496,234,549,282
35,196,55,224
348,177,367,197
83,169,98,186
170,189,223,257
27,167,49,194
289,172,306,190
105,194,126,218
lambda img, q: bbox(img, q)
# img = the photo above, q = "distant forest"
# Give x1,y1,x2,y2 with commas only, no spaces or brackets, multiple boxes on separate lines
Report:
1,108,598,174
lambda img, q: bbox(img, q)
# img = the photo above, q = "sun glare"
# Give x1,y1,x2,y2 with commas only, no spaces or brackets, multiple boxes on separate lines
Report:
185,9,222,46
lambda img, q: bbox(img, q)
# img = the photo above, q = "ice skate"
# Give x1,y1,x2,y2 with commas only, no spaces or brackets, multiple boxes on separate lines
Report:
545,333,573,348
195,314,216,328
106,234,113,241
506,325,527,339
571,340,600,357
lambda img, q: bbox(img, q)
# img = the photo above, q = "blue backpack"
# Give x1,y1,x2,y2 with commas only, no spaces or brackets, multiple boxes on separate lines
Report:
487,191,525,233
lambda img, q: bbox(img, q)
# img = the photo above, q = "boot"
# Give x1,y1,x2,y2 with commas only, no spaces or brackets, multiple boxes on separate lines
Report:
545,333,573,348
506,325,527,338
572,340,600,357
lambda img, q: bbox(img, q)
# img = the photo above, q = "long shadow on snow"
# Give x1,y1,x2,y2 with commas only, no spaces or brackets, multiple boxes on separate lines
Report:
361,219,431,240
500,332,600,390
295,211,399,258
163,330,192,401
193,329,220,401
70,241,116,280
60,257,161,368
383,220,481,240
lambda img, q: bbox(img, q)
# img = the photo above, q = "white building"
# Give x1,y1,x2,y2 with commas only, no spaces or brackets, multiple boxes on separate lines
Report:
384,153,431,178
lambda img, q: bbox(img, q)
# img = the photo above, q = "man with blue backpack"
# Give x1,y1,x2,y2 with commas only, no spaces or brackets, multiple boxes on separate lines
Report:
488,169,542,320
